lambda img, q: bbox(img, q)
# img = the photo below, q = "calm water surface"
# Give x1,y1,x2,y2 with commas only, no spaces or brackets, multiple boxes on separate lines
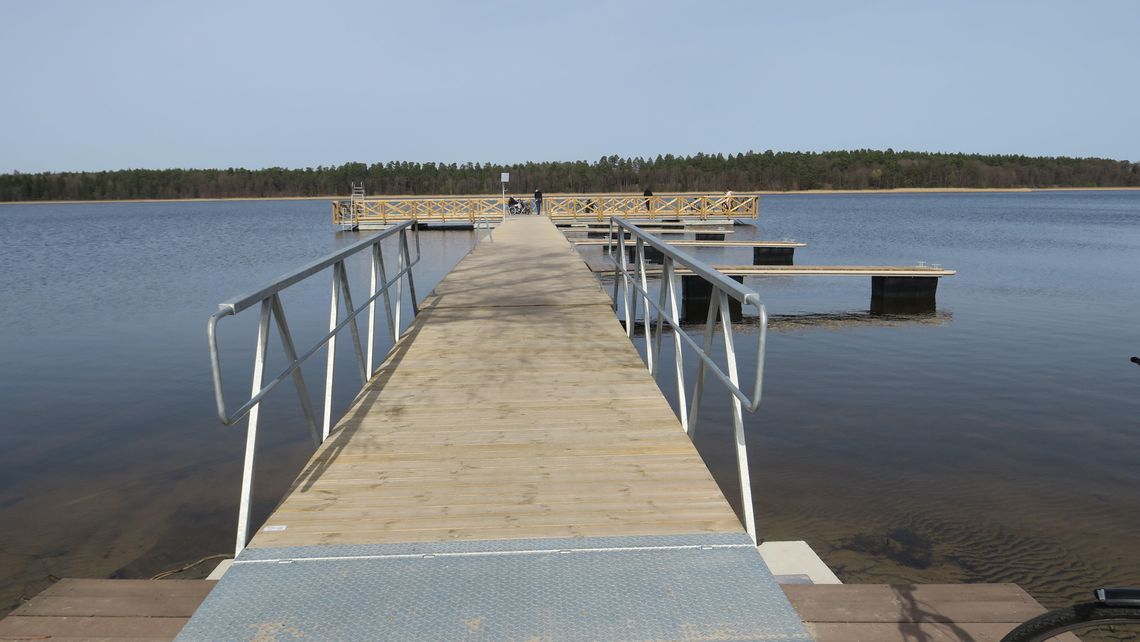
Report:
0,192,1138,613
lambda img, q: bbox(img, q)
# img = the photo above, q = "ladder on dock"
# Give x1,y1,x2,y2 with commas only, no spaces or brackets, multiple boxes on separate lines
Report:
335,182,366,230
192,217,810,640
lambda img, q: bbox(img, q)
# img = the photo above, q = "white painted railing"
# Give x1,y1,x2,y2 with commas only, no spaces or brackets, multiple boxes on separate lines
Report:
609,216,768,542
207,222,422,554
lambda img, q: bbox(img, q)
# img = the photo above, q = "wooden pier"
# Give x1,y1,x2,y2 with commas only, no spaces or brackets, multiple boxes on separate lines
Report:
576,239,807,266
172,216,812,640
332,192,759,227
246,217,744,548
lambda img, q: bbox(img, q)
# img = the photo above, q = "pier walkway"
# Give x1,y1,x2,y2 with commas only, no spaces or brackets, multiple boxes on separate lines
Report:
176,217,811,640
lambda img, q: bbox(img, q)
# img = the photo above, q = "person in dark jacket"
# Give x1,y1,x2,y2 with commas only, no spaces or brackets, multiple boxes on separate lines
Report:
643,187,653,211
533,189,543,216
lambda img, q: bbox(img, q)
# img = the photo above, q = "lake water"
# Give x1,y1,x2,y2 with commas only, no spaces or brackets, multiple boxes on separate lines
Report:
0,192,1138,614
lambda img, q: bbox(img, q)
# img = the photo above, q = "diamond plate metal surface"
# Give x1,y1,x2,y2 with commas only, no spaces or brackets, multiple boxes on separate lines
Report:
176,533,813,641
237,532,760,561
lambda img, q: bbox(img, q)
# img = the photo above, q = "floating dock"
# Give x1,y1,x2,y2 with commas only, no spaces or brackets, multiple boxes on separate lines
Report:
571,239,806,248
332,192,759,228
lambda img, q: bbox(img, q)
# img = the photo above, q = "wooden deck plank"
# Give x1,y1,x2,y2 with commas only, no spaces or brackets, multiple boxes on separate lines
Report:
589,262,957,277
13,595,208,619
781,584,1081,642
0,615,190,639
0,579,216,642
291,457,716,477
802,622,1032,642
246,216,742,549
782,583,1045,623
249,518,744,547
572,239,806,247
275,486,734,507
29,579,215,601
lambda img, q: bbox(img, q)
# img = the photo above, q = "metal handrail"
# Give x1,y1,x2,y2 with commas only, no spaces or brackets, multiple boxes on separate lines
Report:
207,220,422,554
609,216,768,542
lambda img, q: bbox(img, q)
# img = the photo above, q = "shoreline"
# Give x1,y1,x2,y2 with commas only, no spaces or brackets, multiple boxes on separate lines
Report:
0,186,1138,206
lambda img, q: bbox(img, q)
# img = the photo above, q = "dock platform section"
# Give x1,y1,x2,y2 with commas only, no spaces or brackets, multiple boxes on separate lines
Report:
174,216,811,640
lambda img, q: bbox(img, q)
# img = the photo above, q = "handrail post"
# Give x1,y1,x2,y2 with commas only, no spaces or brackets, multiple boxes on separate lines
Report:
402,229,419,316
719,290,756,542
321,263,341,441
609,218,620,308
686,287,720,436
636,238,653,373
651,257,668,378
376,245,397,343
619,223,633,338
337,262,368,386
235,299,271,555
367,243,378,375
394,241,405,341
665,259,688,433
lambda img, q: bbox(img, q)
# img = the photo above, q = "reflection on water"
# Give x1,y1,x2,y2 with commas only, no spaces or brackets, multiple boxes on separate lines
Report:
1,192,1139,614
870,297,936,315
624,311,951,334
751,310,950,331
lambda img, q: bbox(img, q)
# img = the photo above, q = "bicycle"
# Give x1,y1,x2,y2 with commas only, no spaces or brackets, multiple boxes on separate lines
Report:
1000,588,1140,641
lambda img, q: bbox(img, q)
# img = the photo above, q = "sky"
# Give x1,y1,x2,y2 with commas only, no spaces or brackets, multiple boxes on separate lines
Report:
1,0,1137,173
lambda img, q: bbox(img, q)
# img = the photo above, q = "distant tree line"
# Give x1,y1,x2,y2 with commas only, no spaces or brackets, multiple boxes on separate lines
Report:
2,150,1137,201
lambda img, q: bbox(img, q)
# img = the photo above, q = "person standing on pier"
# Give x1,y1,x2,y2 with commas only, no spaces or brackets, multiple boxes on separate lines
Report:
534,188,543,216
643,187,653,211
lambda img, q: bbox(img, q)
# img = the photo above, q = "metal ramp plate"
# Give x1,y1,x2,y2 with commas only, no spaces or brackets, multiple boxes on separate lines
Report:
176,533,812,641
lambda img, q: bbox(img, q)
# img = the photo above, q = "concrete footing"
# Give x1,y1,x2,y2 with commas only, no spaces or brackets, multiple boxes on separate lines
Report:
207,559,233,580
682,275,744,322
757,541,842,585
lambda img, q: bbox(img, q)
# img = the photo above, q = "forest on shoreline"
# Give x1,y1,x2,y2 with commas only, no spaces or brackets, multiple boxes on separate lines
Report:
2,150,1137,202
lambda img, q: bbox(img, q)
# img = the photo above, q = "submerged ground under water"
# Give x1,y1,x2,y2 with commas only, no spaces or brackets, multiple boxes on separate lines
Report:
0,191,1137,614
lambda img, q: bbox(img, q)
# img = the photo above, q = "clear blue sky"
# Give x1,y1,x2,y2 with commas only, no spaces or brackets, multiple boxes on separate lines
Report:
2,0,1137,172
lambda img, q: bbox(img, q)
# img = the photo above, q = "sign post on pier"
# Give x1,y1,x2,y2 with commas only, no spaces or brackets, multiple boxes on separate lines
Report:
500,172,510,217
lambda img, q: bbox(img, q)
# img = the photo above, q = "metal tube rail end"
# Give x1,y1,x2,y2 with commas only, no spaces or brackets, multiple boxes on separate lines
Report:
208,308,237,425
609,216,769,414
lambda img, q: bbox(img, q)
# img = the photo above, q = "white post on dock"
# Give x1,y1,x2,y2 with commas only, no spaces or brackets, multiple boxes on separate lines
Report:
501,172,509,219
